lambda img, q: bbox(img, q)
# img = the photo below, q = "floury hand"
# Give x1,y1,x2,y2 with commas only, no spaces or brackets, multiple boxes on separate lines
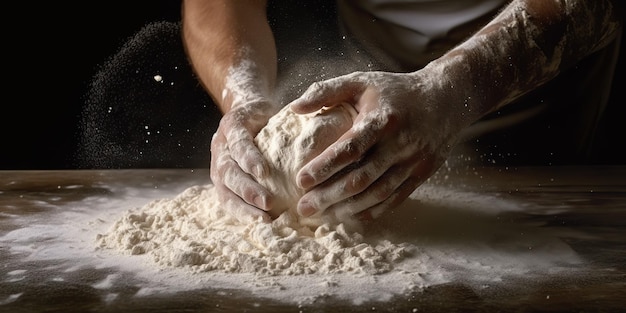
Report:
210,98,281,224
290,70,461,221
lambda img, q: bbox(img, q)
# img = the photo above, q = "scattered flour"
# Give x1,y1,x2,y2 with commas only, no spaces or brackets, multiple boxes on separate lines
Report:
97,103,411,275
97,185,410,275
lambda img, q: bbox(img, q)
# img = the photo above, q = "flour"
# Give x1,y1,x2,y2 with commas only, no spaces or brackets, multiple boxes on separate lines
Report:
97,103,412,275
221,47,271,109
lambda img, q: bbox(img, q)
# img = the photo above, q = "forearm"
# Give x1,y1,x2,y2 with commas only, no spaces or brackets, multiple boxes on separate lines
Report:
423,0,622,127
182,0,277,112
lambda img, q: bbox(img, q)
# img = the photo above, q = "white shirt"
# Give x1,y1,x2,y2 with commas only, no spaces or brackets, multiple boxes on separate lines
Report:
338,0,509,69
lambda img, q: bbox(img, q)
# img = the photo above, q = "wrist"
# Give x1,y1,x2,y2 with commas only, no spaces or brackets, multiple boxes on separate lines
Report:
410,54,486,134
221,52,278,112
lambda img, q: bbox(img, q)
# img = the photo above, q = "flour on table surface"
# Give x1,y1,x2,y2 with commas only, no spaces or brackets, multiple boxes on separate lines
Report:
97,184,411,275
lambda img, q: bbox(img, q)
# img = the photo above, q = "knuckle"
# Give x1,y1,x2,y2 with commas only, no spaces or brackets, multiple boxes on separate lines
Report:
372,169,404,201
222,166,239,186
309,81,323,90
336,139,365,162
374,184,395,202
303,81,325,99
346,170,372,194
220,112,239,127
241,188,257,205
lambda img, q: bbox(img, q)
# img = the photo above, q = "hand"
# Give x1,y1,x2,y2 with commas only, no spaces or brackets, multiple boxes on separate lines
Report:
290,70,465,221
210,99,280,224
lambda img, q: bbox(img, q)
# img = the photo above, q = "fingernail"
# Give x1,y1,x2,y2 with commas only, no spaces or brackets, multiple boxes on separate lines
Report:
370,207,385,219
254,164,265,178
298,201,317,217
298,173,315,189
253,195,266,210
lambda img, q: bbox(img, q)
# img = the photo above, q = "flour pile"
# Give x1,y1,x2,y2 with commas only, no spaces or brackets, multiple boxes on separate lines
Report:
97,185,411,275
97,103,412,275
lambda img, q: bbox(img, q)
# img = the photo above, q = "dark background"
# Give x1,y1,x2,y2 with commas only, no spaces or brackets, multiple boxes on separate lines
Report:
2,2,184,170
2,1,625,170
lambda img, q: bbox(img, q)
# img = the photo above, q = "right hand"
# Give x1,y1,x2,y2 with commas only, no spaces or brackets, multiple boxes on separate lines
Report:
290,70,465,221
210,99,280,224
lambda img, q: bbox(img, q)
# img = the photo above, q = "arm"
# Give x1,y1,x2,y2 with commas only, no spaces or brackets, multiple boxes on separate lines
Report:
290,0,622,220
429,0,622,124
182,0,281,222
182,0,276,112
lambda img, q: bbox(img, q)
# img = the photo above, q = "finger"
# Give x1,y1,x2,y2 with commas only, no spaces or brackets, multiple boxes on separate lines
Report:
228,130,269,179
218,112,269,179
350,157,437,221
210,130,230,179
332,161,423,219
295,144,387,217
290,75,364,114
354,175,422,222
211,130,273,212
215,184,272,224
296,119,381,190
222,162,273,211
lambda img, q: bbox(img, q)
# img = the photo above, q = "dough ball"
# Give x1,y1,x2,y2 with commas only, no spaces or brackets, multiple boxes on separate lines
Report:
254,102,356,220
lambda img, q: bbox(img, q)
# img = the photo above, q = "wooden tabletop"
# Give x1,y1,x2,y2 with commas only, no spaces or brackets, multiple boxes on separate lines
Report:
1,167,625,312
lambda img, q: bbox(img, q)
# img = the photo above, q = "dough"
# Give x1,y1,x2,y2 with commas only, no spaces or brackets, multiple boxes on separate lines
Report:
254,102,357,220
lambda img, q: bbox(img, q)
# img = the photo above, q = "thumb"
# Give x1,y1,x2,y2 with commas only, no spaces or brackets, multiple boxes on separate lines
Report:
290,76,360,114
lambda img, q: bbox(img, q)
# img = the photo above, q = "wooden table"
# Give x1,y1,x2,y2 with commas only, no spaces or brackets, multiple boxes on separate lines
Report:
1,167,625,312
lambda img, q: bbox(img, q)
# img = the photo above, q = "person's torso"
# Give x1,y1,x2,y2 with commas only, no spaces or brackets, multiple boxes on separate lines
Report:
338,0,509,70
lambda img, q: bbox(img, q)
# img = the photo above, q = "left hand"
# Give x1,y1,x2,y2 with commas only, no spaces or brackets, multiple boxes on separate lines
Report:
210,98,280,224
290,70,462,221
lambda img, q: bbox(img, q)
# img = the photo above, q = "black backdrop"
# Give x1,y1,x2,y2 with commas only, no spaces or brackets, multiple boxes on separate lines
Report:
2,1,625,170
2,2,182,169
